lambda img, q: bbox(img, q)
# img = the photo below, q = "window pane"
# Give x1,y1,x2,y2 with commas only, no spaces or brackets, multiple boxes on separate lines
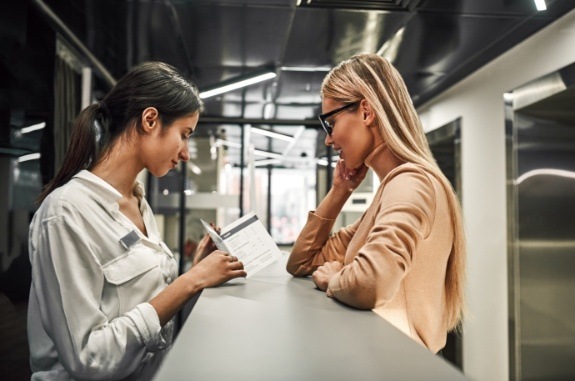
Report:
270,168,316,245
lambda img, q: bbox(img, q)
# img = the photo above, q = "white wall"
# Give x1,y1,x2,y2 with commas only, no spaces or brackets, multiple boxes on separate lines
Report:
417,9,575,381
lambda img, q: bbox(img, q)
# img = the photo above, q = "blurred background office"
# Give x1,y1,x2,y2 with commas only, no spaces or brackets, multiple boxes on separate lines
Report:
1,1,575,380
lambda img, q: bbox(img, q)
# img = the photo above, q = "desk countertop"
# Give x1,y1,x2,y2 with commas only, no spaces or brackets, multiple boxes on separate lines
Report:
153,254,469,381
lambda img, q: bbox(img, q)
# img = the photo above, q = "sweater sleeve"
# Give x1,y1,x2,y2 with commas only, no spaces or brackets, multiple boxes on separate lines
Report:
286,211,362,276
326,165,436,309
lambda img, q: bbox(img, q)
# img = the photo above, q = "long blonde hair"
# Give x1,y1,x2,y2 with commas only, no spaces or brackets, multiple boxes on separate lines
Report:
321,53,466,331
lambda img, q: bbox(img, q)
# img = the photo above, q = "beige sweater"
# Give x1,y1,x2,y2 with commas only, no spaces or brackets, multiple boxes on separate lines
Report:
287,143,453,353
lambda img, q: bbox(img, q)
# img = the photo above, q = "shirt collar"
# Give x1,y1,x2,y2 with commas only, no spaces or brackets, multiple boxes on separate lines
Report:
73,170,146,208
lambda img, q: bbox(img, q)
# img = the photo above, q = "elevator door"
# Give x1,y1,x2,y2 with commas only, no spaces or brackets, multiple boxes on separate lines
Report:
508,70,575,380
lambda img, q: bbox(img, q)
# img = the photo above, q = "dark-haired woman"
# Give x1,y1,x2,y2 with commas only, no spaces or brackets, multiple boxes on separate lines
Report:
27,62,246,380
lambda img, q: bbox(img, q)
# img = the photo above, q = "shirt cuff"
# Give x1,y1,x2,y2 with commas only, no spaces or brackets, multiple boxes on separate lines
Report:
128,302,167,352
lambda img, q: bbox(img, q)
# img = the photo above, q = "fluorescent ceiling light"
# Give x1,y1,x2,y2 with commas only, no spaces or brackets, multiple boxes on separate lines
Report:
254,159,282,167
251,127,295,142
316,159,337,168
188,161,202,175
21,122,46,134
317,155,339,167
200,70,276,99
280,66,331,72
18,153,41,162
215,138,242,149
534,0,546,11
253,149,283,159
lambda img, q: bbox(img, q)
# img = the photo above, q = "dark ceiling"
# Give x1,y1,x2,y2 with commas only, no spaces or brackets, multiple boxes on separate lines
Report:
2,0,575,167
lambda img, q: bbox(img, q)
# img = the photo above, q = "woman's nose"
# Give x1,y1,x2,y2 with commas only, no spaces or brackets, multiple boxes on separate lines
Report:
180,143,190,162
324,133,333,147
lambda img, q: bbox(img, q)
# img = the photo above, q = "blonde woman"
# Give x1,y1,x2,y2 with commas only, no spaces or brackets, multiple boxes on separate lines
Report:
286,53,466,353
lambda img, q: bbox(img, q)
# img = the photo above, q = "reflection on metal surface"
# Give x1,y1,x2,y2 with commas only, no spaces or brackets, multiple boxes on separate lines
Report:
510,72,566,110
377,27,405,63
507,63,575,380
511,61,575,112
427,118,461,199
332,11,387,63
516,168,575,184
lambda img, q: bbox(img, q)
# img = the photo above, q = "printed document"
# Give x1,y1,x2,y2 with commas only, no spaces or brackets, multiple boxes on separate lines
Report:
200,212,282,278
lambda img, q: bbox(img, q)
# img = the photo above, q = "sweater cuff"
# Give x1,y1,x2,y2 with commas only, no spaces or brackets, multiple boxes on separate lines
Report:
309,210,336,223
326,287,334,298
128,302,167,352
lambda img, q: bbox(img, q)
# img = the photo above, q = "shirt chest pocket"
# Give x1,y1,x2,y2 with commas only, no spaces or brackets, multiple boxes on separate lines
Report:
102,249,163,316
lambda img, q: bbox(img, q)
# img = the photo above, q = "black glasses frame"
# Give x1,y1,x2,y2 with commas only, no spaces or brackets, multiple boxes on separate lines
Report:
318,102,359,136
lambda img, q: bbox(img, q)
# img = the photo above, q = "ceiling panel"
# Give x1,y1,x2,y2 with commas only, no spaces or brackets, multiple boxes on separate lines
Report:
3,0,575,166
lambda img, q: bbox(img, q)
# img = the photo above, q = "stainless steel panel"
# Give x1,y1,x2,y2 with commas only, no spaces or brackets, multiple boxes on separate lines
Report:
507,65,575,381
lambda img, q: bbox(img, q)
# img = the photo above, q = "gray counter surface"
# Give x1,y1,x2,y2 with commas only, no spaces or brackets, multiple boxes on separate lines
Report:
153,254,470,381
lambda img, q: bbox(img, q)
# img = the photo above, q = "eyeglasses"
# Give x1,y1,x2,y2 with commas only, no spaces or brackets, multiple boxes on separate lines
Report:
318,102,359,136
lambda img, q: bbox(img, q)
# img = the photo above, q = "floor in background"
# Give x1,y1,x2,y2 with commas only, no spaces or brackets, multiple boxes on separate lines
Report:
0,292,31,381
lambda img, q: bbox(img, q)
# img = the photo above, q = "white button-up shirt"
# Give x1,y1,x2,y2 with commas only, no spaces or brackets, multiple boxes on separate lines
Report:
28,170,178,380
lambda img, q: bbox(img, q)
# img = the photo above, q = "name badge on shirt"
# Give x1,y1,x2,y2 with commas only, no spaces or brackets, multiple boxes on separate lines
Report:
120,230,141,250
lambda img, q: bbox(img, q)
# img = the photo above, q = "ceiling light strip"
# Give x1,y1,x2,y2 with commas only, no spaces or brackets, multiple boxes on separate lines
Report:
215,139,242,149
534,0,547,11
21,122,46,134
200,72,276,99
254,159,282,167
251,127,295,142
18,153,41,162
253,149,283,159
280,66,332,72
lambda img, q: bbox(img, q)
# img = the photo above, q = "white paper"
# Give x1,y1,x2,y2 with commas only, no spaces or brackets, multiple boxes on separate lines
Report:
201,212,282,278
200,219,229,252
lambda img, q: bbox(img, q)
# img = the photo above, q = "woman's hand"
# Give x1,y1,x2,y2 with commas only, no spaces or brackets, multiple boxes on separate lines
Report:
332,159,369,192
192,223,220,266
151,251,245,326
188,250,246,288
312,261,344,291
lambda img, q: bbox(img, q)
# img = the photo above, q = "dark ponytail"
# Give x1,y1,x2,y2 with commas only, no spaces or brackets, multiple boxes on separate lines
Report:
37,103,104,203
37,61,203,204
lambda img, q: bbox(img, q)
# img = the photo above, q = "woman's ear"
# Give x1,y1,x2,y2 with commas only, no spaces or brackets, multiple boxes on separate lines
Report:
360,99,375,127
142,107,159,133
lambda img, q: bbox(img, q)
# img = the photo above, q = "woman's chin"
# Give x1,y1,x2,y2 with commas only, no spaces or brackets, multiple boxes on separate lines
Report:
345,161,361,171
152,168,171,178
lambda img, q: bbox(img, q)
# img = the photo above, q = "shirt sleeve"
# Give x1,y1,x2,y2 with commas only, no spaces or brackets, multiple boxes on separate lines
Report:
326,166,436,309
286,210,363,276
30,206,166,380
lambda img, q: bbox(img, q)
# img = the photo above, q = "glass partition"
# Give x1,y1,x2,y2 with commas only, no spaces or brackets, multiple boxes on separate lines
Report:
150,124,322,271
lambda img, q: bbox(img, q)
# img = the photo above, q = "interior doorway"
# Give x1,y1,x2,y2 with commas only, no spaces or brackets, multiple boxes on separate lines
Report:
427,118,463,370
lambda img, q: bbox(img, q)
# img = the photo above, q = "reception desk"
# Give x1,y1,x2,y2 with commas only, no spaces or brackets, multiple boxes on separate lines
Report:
154,254,469,381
